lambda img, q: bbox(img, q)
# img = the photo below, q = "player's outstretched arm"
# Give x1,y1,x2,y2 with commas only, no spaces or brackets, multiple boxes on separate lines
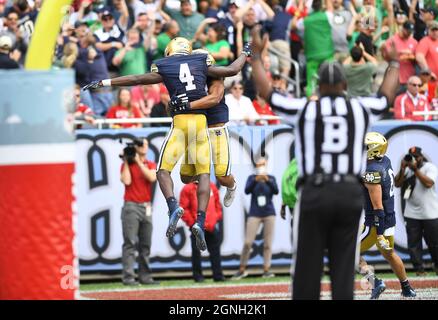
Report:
250,26,305,122
82,73,164,91
250,26,272,101
207,43,251,78
378,40,400,106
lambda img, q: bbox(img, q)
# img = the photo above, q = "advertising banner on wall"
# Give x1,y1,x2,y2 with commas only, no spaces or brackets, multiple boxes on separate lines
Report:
76,121,438,272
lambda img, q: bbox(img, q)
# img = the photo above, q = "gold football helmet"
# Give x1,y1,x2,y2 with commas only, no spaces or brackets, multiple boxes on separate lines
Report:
365,132,388,160
192,48,215,66
164,37,192,57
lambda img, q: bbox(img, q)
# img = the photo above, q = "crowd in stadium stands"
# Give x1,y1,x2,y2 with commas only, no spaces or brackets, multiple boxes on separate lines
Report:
1,0,438,124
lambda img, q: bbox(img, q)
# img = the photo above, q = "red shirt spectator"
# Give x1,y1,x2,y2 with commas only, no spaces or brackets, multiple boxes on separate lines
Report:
180,182,222,233
252,96,280,125
121,160,156,203
76,103,94,115
106,88,143,128
419,68,437,102
416,22,438,79
106,105,143,128
287,4,308,42
131,84,161,117
385,22,417,86
394,76,432,121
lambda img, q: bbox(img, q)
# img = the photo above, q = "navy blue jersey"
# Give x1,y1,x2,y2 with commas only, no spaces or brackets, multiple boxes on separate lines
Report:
206,77,229,125
152,54,209,115
362,155,396,228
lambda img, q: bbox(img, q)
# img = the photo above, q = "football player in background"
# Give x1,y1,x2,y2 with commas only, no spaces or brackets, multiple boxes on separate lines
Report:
359,132,416,299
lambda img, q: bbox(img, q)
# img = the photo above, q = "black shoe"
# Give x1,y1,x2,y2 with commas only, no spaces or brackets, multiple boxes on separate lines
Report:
139,278,160,285
122,279,139,286
194,277,205,283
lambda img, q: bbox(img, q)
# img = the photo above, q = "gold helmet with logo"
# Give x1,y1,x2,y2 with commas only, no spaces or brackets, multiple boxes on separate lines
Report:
365,132,388,160
164,37,192,57
192,48,215,66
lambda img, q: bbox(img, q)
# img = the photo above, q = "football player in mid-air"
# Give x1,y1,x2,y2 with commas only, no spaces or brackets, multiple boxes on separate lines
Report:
83,37,251,251
359,132,416,299
170,49,237,207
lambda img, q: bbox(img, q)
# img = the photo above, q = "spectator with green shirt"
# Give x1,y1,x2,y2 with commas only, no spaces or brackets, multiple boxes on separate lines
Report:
112,28,148,76
195,18,232,65
293,0,335,97
161,0,204,39
343,43,378,97
154,19,180,60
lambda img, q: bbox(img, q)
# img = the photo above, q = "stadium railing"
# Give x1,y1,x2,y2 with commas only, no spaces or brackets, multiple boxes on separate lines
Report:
267,46,301,98
73,115,283,129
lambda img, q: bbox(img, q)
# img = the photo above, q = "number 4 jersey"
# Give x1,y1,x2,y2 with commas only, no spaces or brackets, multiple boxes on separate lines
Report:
151,54,210,115
362,155,396,229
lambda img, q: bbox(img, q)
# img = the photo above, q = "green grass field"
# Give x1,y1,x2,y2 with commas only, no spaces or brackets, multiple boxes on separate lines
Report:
80,272,436,292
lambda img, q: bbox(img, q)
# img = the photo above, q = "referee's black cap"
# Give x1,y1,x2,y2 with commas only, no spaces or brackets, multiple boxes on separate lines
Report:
318,61,346,86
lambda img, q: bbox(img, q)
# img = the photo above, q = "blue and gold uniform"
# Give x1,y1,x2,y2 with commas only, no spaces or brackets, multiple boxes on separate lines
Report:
205,77,229,126
179,49,232,178
206,78,232,177
153,53,212,175
360,155,396,252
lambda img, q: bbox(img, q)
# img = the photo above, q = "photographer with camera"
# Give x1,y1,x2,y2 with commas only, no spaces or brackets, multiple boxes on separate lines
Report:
394,146,438,276
120,137,159,286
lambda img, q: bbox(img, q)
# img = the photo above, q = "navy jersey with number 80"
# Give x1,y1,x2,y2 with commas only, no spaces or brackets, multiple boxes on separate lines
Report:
152,54,209,115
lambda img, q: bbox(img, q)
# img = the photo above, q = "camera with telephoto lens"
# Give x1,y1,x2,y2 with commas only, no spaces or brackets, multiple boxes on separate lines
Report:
120,139,144,164
404,154,414,162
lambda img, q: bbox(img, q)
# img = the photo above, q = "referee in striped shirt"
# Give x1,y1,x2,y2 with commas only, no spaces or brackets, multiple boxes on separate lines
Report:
250,26,400,300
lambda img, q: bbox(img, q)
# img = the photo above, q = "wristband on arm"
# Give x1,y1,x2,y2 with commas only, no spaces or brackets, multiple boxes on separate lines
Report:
373,209,386,235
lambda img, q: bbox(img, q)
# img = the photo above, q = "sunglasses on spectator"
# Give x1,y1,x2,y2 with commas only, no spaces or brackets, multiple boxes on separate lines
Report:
232,86,243,90
431,28,438,31
102,16,113,21
409,83,422,87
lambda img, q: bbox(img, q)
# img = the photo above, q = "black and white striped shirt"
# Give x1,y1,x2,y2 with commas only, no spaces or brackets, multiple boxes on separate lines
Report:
270,92,388,178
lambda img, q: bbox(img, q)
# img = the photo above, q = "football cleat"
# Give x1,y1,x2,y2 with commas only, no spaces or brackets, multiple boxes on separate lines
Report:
191,223,207,251
401,286,417,298
223,184,236,207
370,278,386,300
166,207,184,238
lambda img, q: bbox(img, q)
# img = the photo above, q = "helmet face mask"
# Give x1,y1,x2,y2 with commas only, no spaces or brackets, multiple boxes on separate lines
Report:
164,37,192,57
365,132,388,160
